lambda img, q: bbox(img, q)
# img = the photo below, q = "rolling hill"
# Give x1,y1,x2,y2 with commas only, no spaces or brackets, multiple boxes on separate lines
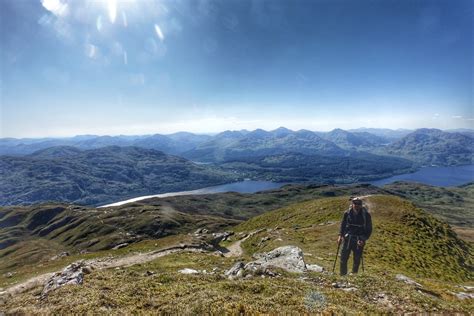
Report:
0,146,237,206
383,181,474,242
219,152,414,183
0,192,472,314
385,129,474,166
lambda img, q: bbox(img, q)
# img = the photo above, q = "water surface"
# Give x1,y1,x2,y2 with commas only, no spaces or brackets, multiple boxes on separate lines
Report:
99,180,285,207
369,164,474,187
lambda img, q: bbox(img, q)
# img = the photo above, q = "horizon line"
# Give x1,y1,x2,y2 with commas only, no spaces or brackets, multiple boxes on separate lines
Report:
1,126,473,140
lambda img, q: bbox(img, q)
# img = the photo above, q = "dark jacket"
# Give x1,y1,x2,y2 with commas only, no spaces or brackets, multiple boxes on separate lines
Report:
339,207,372,241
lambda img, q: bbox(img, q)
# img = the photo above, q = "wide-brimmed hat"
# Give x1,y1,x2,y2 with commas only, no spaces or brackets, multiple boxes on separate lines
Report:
350,197,363,205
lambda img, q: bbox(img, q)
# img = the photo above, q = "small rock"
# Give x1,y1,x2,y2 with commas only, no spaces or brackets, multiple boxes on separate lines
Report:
460,285,474,292
225,262,245,279
82,265,93,274
194,228,208,235
50,252,70,261
4,272,13,278
306,264,324,273
210,231,234,246
455,292,474,300
178,268,199,275
112,243,129,250
145,271,155,276
342,287,358,292
395,274,422,287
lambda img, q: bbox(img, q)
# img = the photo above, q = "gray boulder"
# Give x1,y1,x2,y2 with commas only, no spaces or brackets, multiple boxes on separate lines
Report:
210,231,234,246
225,262,245,279
42,261,86,297
248,246,307,273
224,246,315,279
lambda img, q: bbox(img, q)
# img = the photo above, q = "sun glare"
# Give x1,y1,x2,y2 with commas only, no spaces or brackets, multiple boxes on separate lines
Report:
107,0,117,23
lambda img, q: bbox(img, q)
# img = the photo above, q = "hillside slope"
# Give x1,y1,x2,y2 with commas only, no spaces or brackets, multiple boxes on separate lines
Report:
383,181,474,242
0,146,237,206
385,129,473,166
1,195,472,314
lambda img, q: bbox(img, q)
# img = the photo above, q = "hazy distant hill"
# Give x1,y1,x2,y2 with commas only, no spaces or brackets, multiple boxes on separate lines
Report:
179,130,250,162
219,151,414,183
0,133,212,156
183,128,346,162
0,146,236,206
385,129,474,166
347,128,413,142
318,128,388,149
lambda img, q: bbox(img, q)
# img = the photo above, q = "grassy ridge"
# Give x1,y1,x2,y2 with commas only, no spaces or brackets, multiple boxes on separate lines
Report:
235,195,472,282
384,181,474,242
2,195,473,314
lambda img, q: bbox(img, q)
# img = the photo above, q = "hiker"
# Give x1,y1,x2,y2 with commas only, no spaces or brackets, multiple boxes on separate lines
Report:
337,197,372,275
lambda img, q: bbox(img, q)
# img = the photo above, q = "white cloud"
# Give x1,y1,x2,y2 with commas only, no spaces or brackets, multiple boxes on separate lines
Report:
41,0,68,17
452,115,463,119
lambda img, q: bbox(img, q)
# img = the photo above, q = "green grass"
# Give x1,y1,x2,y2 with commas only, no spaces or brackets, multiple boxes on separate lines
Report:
3,251,473,314
384,181,474,242
234,195,473,282
2,194,473,314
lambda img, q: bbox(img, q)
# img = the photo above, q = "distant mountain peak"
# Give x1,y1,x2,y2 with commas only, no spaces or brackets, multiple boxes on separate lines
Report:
271,127,293,136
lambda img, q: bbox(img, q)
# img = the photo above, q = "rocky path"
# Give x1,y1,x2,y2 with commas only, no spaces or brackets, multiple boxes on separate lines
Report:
1,245,208,297
2,228,261,297
224,229,265,258
224,236,248,257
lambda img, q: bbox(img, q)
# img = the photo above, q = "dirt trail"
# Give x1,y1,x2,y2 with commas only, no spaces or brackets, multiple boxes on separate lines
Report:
1,246,207,297
224,229,265,258
224,236,249,257
2,229,261,297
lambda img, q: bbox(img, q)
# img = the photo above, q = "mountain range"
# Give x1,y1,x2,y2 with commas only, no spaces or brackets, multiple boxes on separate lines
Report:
1,128,472,206
2,128,472,164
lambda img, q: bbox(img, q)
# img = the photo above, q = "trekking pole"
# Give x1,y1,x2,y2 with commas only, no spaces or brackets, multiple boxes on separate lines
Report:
332,240,341,273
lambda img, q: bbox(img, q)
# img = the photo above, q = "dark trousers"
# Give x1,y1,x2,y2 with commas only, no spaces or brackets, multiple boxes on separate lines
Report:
340,235,364,275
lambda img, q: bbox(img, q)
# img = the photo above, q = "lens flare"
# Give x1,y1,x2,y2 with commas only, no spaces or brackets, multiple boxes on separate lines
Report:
107,0,117,23
154,24,164,41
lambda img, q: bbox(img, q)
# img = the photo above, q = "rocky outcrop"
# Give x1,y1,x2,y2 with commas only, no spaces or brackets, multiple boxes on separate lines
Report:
246,246,307,273
224,246,324,279
42,261,90,297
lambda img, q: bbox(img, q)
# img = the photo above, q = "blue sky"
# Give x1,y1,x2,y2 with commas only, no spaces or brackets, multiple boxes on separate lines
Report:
1,0,472,137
